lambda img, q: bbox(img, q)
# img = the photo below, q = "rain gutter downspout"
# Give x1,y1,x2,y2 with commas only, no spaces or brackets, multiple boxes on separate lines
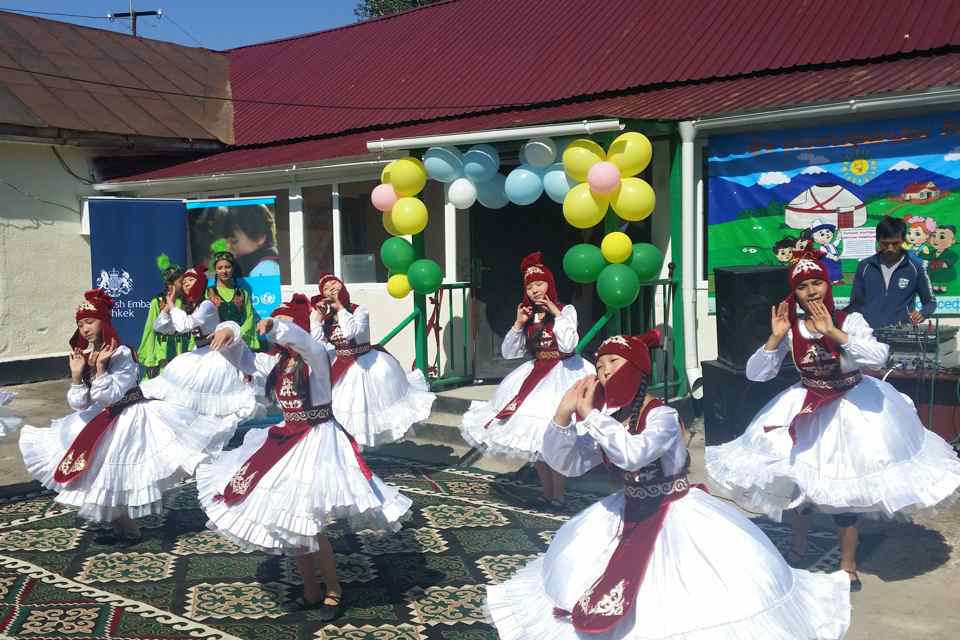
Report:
677,121,700,387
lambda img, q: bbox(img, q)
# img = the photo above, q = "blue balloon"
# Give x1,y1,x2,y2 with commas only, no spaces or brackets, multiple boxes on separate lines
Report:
542,162,576,203
463,144,500,182
476,173,509,209
504,165,544,206
423,146,464,183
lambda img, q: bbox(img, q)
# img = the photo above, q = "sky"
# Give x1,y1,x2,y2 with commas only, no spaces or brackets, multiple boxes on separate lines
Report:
0,1,363,50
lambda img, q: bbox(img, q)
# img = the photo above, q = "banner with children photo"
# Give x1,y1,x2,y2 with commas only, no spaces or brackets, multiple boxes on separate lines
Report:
707,111,960,313
185,197,282,343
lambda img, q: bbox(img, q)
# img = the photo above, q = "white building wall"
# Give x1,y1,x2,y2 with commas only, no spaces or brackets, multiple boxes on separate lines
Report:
0,143,97,362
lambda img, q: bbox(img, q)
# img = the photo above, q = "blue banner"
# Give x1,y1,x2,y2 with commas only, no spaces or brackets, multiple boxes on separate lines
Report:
89,199,187,347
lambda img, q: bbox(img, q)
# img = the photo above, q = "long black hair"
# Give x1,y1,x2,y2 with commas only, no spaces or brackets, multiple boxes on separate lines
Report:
263,350,311,406
612,376,650,433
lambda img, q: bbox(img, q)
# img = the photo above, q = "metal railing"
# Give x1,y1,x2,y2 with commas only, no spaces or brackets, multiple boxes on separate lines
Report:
427,282,474,389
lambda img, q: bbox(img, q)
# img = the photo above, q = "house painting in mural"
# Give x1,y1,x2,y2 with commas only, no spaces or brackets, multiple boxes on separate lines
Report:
783,183,868,230
902,181,942,201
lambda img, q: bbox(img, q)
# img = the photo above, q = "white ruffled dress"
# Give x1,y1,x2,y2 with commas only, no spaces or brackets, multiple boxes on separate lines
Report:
196,319,412,555
0,391,23,438
19,347,216,523
487,405,851,640
706,312,960,522
312,305,436,447
140,300,255,458
460,305,595,461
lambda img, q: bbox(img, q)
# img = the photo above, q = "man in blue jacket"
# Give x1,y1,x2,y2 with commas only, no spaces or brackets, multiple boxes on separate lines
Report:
849,215,937,328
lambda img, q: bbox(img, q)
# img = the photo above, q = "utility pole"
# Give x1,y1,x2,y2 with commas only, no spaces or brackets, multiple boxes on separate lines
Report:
109,1,161,37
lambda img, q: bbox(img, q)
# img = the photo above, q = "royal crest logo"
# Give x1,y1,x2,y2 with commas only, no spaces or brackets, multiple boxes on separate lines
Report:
96,268,134,297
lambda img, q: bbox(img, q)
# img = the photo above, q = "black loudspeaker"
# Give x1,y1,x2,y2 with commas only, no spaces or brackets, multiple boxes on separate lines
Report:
702,359,799,446
714,265,790,370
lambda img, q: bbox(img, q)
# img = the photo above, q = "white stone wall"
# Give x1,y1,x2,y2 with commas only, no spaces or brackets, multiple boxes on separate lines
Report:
0,143,97,362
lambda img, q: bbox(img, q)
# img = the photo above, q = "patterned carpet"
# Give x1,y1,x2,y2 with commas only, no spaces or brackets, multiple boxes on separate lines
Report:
0,456,840,639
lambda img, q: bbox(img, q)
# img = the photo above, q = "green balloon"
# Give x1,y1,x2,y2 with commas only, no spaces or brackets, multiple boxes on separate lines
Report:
380,237,416,273
407,258,444,294
563,243,606,284
597,264,641,309
628,242,664,282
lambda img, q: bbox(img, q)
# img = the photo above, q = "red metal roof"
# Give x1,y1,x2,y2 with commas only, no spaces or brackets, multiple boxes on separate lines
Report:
903,182,939,193
226,0,960,146
0,10,232,142
116,51,960,183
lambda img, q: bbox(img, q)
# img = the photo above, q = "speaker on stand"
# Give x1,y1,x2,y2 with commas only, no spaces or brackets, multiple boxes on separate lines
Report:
705,265,796,445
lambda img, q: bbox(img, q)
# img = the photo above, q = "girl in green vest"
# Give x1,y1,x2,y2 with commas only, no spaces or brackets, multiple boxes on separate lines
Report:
138,255,191,379
206,239,260,350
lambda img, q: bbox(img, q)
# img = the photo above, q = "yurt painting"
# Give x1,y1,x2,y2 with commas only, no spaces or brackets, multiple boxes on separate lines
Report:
784,184,867,230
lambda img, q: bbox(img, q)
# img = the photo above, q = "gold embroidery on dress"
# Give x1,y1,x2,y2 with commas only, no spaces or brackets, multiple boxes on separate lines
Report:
58,451,86,476
580,579,626,616
228,463,257,495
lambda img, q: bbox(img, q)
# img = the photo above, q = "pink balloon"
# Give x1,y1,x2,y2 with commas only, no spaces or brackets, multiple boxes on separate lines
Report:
371,183,399,212
587,161,621,195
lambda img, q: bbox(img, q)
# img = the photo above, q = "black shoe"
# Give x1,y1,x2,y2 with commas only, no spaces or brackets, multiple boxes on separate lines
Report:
846,570,862,593
528,495,552,510
93,531,142,547
317,593,344,622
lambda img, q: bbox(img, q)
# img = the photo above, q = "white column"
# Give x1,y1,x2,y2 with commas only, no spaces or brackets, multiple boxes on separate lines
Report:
288,184,306,288
679,121,701,385
331,183,342,279
443,184,458,282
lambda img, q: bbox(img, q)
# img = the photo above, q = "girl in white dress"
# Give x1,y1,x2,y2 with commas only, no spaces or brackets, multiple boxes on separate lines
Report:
18,290,223,544
140,263,255,457
196,294,411,621
310,273,435,447
706,252,960,592
487,332,851,640
461,252,595,508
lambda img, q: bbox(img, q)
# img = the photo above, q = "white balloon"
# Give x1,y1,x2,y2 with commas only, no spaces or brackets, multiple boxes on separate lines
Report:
522,137,557,168
448,177,478,209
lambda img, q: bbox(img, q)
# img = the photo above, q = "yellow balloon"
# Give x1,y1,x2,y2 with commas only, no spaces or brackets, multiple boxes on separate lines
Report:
390,197,428,235
382,157,427,197
387,273,412,298
562,138,606,183
382,210,401,235
606,132,652,177
601,231,633,264
611,177,655,221
562,183,609,229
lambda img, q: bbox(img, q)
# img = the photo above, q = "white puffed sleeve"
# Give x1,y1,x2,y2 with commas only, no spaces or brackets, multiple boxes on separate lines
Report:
153,308,175,334
542,422,604,476
168,300,219,336
840,312,890,368
212,321,278,378
336,306,370,343
580,408,680,473
745,339,789,382
88,346,139,407
67,384,92,412
501,327,527,359
310,315,327,344
553,305,581,353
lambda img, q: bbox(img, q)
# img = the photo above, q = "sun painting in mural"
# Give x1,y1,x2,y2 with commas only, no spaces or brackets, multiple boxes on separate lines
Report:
841,154,878,185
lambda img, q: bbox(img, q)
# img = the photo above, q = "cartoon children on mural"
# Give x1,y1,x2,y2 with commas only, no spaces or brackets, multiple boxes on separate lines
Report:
772,236,797,264
928,224,958,294
809,220,844,285
904,216,936,266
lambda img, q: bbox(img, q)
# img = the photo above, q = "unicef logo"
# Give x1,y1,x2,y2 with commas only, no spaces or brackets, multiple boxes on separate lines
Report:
96,268,134,297
253,291,277,305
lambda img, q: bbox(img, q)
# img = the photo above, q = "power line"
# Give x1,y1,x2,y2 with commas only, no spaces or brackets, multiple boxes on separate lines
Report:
162,13,204,48
0,62,533,112
0,7,111,20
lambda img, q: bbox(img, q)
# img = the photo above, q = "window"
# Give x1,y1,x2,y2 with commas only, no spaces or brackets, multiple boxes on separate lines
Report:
240,189,291,285
303,185,334,283
338,180,446,284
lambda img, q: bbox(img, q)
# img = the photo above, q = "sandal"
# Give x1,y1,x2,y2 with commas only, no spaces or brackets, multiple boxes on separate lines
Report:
529,495,552,509
317,592,344,622
548,498,566,511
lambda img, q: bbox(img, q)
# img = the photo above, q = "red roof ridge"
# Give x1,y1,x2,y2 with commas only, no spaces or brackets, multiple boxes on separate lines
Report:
0,9,217,52
224,0,463,52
